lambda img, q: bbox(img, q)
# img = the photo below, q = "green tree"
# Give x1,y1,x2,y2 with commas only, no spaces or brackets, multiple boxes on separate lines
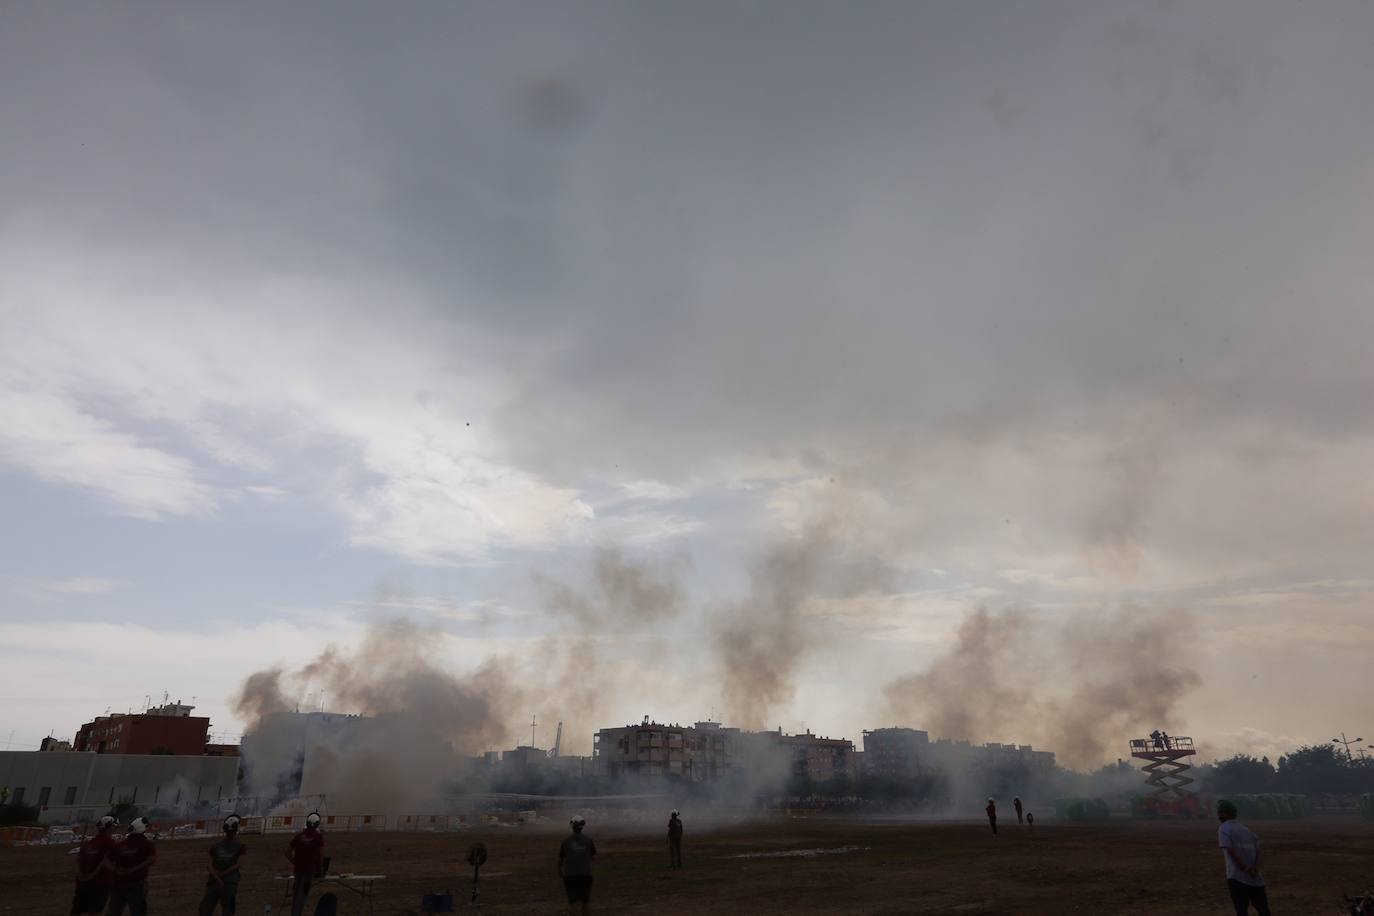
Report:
1276,745,1356,795
1207,755,1277,794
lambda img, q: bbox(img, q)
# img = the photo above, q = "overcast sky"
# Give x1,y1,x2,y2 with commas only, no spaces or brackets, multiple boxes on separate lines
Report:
3,0,1373,764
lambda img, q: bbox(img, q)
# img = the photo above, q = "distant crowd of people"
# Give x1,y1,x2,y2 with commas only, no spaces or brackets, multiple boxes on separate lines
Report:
69,806,688,915
68,793,1276,915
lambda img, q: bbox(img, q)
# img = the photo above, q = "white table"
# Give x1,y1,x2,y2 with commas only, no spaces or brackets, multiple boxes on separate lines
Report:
276,873,386,914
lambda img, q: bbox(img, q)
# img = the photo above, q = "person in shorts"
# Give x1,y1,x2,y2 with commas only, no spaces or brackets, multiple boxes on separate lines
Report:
105,816,157,915
1217,799,1273,915
558,814,597,915
199,815,247,914
69,815,116,915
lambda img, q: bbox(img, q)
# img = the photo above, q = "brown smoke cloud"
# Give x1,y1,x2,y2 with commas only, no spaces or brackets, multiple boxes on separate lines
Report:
233,547,690,808
884,605,1201,769
233,618,517,811
530,545,688,752
714,483,898,730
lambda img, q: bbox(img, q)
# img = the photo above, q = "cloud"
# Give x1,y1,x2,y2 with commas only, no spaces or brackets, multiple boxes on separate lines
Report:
23,576,132,597
0,388,216,519
4,1,1374,758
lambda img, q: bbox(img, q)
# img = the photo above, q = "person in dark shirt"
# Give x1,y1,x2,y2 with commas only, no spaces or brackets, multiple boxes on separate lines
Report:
1013,796,1023,825
69,815,116,915
198,815,247,915
105,816,157,916
985,797,998,836
558,814,597,915
285,812,325,916
667,810,683,869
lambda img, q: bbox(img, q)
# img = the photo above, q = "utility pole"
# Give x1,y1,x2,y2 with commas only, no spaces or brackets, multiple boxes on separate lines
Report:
1331,732,1364,759
530,715,537,749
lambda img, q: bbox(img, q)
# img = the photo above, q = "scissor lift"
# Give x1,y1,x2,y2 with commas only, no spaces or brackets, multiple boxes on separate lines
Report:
1130,735,1202,817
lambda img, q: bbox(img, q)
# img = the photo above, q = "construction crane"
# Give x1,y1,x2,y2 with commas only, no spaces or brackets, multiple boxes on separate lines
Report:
549,721,563,758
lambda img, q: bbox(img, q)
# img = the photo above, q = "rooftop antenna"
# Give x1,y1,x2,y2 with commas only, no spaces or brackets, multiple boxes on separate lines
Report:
530,715,538,748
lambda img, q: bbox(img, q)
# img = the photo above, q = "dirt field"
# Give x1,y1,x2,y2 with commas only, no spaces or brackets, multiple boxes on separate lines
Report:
3,815,1372,914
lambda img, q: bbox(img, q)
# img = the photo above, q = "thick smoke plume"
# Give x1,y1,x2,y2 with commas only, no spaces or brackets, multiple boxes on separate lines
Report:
884,605,1200,769
233,618,516,812
234,547,688,811
714,483,896,729
530,545,687,752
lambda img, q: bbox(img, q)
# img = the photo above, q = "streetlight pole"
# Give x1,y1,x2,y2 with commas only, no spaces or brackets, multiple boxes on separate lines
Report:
1331,732,1364,759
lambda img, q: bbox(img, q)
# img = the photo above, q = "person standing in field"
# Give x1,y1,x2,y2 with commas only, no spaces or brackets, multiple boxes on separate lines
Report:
667,810,683,869
284,812,325,916
69,815,116,915
199,815,247,915
985,797,997,836
1217,799,1273,915
1013,796,1023,824
105,816,156,915
559,814,597,915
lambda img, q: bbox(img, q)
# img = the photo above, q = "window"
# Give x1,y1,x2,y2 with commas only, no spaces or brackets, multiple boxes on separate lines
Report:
64,786,77,805
37,787,51,807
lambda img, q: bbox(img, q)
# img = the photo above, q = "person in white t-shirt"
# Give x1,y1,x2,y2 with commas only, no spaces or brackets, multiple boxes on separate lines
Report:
1216,799,1273,915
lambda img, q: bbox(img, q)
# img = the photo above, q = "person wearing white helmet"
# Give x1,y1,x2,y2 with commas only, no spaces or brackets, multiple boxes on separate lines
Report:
285,812,325,916
667,810,684,869
198,815,247,915
106,816,157,915
558,814,597,915
985,797,998,837
69,815,117,915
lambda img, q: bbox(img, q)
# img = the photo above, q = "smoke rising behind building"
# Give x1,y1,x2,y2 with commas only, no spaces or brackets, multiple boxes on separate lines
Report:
885,606,1201,769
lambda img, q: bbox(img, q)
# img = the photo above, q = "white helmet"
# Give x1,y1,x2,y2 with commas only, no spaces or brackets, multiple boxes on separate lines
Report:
987,797,994,803
96,815,116,831
306,812,322,829
223,815,241,832
129,816,151,835
570,814,586,828
670,810,680,818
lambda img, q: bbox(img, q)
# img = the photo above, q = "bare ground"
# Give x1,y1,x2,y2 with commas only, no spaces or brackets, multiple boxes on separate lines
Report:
3,815,1372,914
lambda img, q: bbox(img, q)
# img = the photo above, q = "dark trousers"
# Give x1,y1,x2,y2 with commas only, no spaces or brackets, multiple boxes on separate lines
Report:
1015,808,1023,824
291,871,314,916
1227,879,1272,916
105,882,148,916
669,837,682,868
988,815,997,835
199,880,238,915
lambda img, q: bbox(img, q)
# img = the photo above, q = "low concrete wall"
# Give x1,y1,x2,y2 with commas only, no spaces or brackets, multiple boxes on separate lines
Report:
0,751,239,824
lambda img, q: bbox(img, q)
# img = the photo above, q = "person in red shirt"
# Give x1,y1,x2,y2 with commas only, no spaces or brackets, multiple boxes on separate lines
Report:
284,812,325,916
69,815,117,915
106,816,157,915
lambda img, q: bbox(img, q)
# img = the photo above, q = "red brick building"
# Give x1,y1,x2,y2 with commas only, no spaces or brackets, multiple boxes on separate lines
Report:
73,702,211,755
